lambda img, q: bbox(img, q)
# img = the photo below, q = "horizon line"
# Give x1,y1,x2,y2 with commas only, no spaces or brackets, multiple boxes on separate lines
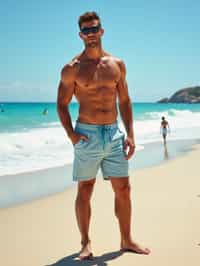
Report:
0,101,158,104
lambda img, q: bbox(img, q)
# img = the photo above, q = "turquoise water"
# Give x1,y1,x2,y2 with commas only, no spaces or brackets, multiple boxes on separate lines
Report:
1,101,200,207
1,102,200,133
0,102,200,176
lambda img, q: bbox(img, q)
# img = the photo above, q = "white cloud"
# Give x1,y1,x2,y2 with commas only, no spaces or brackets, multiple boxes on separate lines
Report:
0,81,56,102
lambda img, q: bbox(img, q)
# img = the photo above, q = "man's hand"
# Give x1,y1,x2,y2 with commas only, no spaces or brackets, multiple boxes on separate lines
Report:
70,132,89,146
123,137,136,160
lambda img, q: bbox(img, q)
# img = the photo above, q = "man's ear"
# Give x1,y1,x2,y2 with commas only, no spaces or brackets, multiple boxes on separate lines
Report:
79,32,84,40
100,28,104,36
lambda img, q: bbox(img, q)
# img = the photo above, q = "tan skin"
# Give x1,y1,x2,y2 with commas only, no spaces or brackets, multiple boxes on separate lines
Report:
57,19,150,259
160,118,170,144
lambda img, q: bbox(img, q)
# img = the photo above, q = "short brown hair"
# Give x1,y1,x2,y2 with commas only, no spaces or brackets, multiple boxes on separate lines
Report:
78,11,101,29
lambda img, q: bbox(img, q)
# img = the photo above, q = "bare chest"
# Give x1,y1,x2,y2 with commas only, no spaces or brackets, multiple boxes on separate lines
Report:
75,60,121,89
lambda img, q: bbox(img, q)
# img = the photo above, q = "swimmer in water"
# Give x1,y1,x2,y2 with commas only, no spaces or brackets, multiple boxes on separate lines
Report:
42,108,48,115
0,104,4,112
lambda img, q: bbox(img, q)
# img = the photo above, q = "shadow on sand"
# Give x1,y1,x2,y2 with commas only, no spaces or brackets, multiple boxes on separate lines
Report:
46,250,123,266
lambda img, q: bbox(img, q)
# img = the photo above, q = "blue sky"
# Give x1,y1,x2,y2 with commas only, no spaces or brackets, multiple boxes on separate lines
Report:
0,0,199,102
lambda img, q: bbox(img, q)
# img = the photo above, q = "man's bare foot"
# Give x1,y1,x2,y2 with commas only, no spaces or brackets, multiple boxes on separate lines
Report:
79,241,93,260
120,240,150,255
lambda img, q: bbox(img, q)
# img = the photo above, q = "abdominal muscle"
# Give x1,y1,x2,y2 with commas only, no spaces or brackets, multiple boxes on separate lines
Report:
75,86,118,125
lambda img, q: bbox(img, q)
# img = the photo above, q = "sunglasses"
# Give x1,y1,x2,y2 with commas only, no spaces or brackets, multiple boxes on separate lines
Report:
80,24,101,35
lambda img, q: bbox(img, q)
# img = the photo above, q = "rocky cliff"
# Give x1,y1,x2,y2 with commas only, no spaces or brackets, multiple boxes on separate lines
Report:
157,86,200,103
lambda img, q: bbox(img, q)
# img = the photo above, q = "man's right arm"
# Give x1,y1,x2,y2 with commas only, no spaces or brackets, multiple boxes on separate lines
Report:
57,64,76,141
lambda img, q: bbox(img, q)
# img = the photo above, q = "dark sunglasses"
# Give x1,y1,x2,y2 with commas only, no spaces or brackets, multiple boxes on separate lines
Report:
80,24,101,35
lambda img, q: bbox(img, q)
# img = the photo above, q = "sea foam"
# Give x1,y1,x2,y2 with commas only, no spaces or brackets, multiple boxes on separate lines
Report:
0,109,200,176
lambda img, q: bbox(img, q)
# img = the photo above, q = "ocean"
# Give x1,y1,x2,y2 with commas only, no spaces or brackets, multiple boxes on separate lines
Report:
0,102,200,177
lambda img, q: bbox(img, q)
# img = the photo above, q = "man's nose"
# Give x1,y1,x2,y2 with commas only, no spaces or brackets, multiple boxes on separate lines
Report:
87,32,94,37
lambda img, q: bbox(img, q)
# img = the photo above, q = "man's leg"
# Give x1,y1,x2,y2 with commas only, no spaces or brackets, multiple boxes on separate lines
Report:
110,177,150,255
75,178,96,259
163,134,166,144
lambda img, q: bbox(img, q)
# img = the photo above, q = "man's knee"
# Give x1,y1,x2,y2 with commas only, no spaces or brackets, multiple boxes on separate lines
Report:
116,184,131,199
111,178,131,199
77,179,96,202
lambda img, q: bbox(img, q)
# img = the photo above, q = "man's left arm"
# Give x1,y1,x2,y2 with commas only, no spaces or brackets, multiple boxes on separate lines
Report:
116,59,135,160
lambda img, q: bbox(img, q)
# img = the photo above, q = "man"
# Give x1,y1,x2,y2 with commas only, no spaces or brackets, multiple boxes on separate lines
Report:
57,11,150,259
160,116,170,145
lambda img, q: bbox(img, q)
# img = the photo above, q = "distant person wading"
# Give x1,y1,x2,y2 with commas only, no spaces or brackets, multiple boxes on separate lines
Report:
160,116,170,144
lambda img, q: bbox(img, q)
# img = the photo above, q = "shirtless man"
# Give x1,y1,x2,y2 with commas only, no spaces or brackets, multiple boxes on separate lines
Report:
160,116,170,144
57,11,150,259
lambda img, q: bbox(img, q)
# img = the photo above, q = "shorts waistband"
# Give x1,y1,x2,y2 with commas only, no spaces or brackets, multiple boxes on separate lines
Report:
75,120,118,131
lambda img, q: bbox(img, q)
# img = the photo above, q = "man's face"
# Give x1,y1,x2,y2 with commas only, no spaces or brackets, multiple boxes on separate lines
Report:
79,19,104,48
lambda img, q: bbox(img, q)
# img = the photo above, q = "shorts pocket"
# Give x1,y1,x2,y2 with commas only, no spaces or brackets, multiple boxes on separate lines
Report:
110,127,125,141
74,138,84,147
74,128,92,149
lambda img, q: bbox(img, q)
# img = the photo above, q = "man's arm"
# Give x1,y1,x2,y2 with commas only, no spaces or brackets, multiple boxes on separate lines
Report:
57,64,76,140
116,59,135,159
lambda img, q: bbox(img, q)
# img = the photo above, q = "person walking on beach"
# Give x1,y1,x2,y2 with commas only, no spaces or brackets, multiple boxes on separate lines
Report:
160,116,170,144
57,11,150,259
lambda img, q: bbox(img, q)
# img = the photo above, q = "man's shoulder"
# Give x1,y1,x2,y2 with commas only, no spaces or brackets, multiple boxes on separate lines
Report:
103,54,126,74
61,54,82,76
111,56,126,73
103,53,124,64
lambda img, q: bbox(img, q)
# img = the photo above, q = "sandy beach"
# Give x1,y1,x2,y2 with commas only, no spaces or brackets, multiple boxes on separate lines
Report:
0,145,200,266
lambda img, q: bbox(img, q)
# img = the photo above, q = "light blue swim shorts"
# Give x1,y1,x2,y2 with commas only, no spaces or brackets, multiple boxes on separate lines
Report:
72,121,129,181
162,127,167,136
